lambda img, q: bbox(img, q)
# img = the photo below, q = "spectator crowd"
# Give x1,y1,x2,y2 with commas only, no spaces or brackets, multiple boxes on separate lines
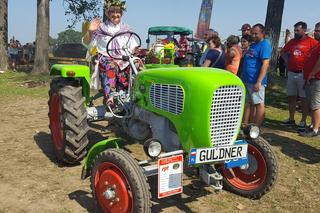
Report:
199,21,320,137
7,37,35,71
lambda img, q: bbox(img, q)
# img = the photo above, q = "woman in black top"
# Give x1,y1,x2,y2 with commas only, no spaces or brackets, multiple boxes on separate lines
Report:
202,35,226,69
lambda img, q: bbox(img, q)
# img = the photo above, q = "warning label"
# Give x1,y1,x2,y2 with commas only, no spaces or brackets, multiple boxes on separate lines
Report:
158,155,183,199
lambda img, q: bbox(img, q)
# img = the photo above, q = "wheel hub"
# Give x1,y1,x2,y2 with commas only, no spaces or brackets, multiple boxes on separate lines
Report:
103,187,116,200
241,153,258,174
95,163,132,213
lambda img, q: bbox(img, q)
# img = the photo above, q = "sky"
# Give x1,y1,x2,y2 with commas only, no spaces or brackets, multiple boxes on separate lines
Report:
8,0,320,47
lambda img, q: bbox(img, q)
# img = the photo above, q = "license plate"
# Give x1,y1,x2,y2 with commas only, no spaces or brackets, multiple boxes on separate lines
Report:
189,142,248,165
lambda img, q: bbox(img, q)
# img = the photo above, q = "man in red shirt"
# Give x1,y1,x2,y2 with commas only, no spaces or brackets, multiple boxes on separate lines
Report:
280,21,318,129
299,44,320,137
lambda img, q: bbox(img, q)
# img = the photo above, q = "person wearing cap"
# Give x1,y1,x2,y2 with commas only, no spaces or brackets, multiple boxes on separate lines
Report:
280,21,318,129
241,24,252,36
83,0,140,106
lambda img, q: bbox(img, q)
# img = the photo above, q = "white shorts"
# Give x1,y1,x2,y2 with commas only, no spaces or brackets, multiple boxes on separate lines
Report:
287,71,306,98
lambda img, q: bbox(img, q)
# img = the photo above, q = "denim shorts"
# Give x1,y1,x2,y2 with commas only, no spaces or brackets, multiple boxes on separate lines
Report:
245,83,265,105
10,54,18,60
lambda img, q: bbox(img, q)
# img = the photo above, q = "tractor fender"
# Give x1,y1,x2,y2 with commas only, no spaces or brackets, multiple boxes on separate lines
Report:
50,64,91,103
81,137,122,179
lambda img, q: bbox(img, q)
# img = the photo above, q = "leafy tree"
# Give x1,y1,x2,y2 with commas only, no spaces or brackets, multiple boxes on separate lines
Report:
49,35,57,47
63,0,102,28
33,0,101,74
55,29,82,44
0,0,8,71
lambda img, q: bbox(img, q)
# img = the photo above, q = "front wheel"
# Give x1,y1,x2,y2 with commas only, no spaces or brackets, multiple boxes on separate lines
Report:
220,136,278,199
91,149,151,213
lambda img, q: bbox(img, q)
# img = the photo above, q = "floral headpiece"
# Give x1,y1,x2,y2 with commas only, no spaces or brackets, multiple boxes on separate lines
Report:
105,0,127,11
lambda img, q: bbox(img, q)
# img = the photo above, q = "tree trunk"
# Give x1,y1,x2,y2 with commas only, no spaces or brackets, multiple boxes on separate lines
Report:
265,0,285,73
32,0,49,74
0,0,8,71
103,1,107,22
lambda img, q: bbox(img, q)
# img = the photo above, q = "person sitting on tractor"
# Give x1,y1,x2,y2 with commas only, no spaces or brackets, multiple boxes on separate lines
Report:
160,35,177,64
83,0,141,106
162,34,179,46
177,34,189,58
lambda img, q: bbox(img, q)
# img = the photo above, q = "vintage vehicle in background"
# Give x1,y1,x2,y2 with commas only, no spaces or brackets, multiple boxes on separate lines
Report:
145,26,194,67
48,31,278,212
49,43,88,67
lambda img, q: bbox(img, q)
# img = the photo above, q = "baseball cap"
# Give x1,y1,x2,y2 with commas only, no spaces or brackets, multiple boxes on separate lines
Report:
241,24,251,31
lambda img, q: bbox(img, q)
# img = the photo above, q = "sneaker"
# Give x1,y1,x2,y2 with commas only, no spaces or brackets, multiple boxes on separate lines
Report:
299,125,312,133
299,129,320,137
297,120,306,131
281,119,295,126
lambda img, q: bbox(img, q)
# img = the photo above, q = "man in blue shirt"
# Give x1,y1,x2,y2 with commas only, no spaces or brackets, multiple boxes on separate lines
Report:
242,24,272,127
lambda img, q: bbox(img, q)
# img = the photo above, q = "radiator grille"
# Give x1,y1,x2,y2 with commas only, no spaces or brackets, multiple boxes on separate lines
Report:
150,84,184,115
210,85,244,146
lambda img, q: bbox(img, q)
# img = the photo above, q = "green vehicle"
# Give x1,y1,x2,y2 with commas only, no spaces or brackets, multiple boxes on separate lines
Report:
48,31,278,213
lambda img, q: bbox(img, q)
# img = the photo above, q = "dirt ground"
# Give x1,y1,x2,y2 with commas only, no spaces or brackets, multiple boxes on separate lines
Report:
0,94,319,212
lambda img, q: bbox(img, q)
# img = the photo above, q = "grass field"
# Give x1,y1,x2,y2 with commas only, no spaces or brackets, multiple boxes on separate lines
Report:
0,70,50,99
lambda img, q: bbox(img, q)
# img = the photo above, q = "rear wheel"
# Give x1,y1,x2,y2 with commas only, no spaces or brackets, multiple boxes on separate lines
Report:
220,136,278,199
91,149,151,213
48,78,89,164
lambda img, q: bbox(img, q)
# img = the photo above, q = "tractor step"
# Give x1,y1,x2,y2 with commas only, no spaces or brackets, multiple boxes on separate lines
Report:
87,105,114,121
199,164,223,191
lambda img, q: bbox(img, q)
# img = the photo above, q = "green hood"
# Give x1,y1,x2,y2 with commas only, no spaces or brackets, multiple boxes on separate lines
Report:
134,67,245,152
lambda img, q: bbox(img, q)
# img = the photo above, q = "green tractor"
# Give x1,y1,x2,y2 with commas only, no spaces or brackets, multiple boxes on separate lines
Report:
48,32,278,212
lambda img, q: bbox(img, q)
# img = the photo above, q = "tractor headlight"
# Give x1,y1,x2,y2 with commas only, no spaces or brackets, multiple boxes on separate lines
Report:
244,124,260,139
143,139,162,158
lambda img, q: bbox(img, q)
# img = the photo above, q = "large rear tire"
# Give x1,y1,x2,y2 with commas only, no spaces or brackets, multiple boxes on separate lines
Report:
91,149,151,213
220,136,278,199
48,78,89,164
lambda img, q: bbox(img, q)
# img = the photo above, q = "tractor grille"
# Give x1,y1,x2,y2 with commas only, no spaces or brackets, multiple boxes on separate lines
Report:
210,85,244,147
150,83,184,115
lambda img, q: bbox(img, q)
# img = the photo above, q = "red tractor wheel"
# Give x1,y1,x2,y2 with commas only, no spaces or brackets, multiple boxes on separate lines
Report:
91,149,151,213
220,137,278,199
48,78,89,164
49,92,64,151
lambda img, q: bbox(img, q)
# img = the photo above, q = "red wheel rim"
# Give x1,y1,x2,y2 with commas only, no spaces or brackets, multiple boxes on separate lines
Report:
95,162,133,213
49,93,64,150
221,144,267,190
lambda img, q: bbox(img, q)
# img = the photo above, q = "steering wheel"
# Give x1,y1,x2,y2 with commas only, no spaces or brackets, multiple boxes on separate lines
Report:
106,31,141,60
